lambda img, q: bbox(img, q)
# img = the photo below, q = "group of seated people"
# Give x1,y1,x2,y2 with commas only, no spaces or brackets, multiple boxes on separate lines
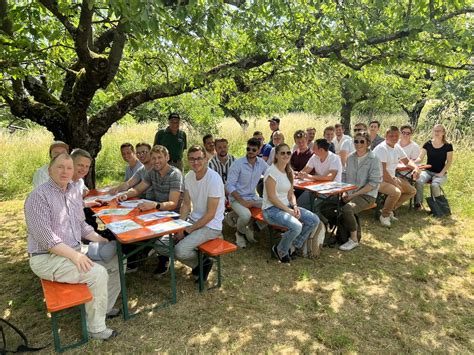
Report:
25,113,453,341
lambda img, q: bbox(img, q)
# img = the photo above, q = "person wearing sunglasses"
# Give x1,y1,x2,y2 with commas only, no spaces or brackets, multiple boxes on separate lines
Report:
340,132,381,251
262,144,319,263
227,138,269,248
396,125,420,161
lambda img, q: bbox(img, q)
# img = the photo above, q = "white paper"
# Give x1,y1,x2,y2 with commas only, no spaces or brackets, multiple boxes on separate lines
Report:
106,219,142,234
137,211,180,222
94,208,134,217
119,199,156,208
146,219,192,234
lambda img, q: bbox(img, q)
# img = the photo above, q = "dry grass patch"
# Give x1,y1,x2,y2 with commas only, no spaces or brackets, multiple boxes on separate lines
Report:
1,199,473,353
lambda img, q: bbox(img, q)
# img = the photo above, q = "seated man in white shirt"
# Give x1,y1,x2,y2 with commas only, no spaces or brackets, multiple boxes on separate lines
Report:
32,141,69,188
120,142,143,181
296,139,343,214
396,124,420,160
373,126,420,227
71,148,92,196
154,145,225,282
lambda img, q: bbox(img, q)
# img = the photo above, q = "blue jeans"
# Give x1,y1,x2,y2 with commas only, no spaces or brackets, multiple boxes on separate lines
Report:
263,206,320,257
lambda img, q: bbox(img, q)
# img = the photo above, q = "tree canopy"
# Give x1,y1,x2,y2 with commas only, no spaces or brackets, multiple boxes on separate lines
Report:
1,0,472,184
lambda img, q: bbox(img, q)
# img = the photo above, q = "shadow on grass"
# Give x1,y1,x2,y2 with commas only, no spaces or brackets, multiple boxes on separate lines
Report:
0,201,473,353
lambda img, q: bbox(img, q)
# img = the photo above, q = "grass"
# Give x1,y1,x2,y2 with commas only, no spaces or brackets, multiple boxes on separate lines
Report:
0,113,473,352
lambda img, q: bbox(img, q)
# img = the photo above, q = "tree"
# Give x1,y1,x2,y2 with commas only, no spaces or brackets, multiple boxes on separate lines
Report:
1,0,472,186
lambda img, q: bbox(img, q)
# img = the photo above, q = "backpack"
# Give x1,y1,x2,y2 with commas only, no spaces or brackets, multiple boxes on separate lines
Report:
303,222,326,258
335,213,362,245
0,318,48,354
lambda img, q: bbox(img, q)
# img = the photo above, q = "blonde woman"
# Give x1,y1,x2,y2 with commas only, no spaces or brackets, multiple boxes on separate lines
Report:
262,143,319,263
415,124,454,209
266,131,285,165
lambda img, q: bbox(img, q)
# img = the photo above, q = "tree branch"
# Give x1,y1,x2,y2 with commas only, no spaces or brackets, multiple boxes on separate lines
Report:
88,54,273,138
23,76,65,110
76,0,94,64
38,0,77,39
102,23,126,88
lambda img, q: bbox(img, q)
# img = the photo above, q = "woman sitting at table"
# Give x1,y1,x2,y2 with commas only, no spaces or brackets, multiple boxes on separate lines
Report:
262,143,320,263
414,124,453,210
340,132,382,251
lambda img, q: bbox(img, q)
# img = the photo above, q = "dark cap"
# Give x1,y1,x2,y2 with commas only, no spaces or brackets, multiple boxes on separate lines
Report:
168,112,180,121
268,116,280,124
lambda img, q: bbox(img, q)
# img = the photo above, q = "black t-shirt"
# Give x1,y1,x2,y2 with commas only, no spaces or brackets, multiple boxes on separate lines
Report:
423,140,453,173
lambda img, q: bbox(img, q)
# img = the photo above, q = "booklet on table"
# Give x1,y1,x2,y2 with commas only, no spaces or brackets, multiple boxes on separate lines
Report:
119,199,156,208
146,219,192,234
137,211,180,222
306,182,353,193
106,219,142,234
94,208,134,217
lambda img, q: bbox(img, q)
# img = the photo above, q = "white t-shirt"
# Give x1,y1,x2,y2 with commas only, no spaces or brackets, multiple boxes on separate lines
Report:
305,151,343,182
373,141,408,177
332,135,352,154
340,139,355,154
267,147,276,165
262,164,291,210
71,178,89,196
396,141,420,161
32,164,49,188
184,168,225,230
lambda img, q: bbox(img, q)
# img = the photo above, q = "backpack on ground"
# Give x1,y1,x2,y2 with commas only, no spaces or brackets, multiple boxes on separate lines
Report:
426,193,451,218
303,222,326,258
0,318,48,354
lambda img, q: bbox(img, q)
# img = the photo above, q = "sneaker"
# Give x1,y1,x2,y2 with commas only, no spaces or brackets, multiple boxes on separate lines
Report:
339,239,359,251
272,245,290,263
245,226,257,243
106,308,121,319
153,255,169,277
89,328,119,340
379,215,391,227
235,232,247,248
389,211,399,221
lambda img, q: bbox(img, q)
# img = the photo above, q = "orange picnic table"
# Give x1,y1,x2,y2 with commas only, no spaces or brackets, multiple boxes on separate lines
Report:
88,190,187,320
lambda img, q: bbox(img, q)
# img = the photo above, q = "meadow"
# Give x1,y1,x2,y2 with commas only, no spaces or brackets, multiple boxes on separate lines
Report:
0,113,473,353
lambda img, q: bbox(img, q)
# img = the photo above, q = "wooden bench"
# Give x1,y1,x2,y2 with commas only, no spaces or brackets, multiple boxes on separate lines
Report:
40,279,92,352
250,207,288,258
197,238,237,292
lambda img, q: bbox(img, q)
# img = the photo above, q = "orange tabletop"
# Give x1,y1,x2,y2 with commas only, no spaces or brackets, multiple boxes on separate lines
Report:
293,180,358,196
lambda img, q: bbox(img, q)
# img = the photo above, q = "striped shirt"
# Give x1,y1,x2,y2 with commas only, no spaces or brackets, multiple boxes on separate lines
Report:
25,178,94,254
208,154,235,185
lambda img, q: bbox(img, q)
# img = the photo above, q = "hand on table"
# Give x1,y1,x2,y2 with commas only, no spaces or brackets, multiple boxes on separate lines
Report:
116,194,128,203
138,201,156,212
73,252,94,273
342,193,353,203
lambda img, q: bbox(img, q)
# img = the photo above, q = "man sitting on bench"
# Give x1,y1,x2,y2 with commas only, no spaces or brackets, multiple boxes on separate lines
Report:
154,145,225,282
25,153,120,340
227,138,268,248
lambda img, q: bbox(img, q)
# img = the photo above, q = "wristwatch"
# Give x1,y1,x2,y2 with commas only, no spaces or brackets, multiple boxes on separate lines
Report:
156,202,161,210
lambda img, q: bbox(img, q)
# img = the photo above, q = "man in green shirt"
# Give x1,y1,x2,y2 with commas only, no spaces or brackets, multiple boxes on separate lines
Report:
153,113,187,171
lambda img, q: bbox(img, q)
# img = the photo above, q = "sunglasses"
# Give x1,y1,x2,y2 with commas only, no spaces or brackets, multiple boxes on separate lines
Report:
401,131,412,135
246,147,258,152
279,151,292,156
354,128,364,132
354,140,366,144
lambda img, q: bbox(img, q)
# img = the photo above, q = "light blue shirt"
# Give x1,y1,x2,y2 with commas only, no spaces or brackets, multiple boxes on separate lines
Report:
226,156,268,201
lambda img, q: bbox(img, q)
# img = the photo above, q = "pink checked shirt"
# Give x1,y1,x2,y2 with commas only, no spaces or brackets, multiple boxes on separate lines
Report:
25,179,94,254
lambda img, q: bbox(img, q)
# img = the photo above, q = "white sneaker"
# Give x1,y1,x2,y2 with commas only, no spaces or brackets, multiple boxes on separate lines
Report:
339,239,359,251
235,232,247,248
379,215,391,227
245,226,257,243
389,211,399,221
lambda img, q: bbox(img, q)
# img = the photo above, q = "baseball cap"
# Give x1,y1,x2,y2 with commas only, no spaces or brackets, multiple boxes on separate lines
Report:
168,112,181,121
268,116,280,124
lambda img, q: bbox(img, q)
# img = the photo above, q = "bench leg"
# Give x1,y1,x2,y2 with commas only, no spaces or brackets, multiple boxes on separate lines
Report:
198,250,205,293
50,304,89,353
216,256,222,288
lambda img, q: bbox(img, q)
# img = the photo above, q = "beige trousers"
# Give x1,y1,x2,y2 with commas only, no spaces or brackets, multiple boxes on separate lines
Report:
30,253,120,333
379,177,416,217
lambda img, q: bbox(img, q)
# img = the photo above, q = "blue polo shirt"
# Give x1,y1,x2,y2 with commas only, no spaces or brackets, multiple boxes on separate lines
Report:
226,156,268,201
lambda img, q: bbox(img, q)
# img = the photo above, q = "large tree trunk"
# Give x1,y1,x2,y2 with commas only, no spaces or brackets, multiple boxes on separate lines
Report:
340,101,354,133
402,98,427,128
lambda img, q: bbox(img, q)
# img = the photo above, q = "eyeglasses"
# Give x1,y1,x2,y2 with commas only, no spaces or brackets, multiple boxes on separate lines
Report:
136,151,148,155
401,131,412,135
188,157,204,163
354,140,366,144
279,151,292,156
354,128,364,132
246,147,258,153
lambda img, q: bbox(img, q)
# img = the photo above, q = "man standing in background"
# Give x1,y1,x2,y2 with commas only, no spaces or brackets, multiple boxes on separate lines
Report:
32,141,69,188
154,113,187,171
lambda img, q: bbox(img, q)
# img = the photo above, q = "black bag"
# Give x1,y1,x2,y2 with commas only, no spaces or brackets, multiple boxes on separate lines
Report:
335,213,361,245
0,318,48,354
426,195,451,217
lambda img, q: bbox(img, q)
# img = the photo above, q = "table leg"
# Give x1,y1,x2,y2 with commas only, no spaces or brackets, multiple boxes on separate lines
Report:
115,241,130,320
169,235,177,304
